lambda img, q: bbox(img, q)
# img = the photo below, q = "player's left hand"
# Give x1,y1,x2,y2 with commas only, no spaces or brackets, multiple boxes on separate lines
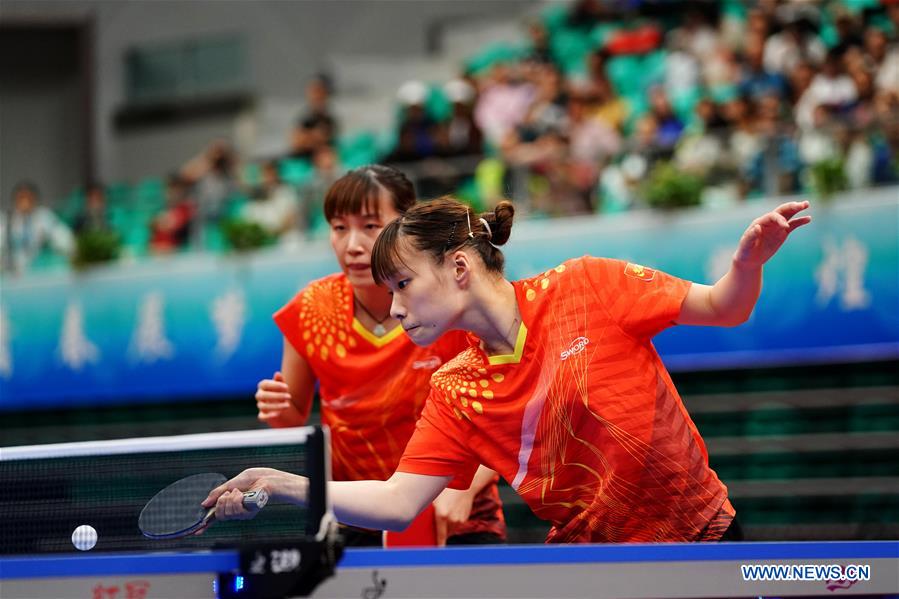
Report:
733,201,811,269
432,487,475,546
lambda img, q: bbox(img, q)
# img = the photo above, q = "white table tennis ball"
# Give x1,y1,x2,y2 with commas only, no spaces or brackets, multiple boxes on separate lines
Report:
72,524,98,551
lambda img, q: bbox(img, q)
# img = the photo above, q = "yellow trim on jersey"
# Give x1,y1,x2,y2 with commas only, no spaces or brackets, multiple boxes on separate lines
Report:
352,318,404,348
487,322,528,365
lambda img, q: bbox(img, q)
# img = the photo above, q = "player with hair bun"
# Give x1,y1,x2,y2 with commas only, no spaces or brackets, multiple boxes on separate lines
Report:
208,196,811,544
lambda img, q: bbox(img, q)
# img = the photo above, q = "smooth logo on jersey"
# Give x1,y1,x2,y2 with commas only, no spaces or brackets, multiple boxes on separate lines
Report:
411,356,442,371
624,263,656,282
560,337,590,360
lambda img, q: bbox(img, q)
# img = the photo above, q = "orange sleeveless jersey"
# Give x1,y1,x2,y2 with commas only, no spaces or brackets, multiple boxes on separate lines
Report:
274,273,506,538
397,257,734,543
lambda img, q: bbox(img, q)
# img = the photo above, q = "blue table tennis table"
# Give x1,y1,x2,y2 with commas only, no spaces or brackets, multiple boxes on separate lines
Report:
2,541,897,598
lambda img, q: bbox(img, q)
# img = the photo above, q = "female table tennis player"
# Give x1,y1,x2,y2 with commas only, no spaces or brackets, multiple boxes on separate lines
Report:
255,168,504,545
207,196,811,543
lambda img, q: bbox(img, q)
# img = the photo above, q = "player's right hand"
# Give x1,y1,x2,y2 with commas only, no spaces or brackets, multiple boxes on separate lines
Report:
202,468,310,521
256,371,294,422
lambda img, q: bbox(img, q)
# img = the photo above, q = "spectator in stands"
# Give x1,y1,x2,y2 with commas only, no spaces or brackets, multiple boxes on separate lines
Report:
796,48,859,129
474,62,535,146
524,19,554,66
798,104,840,166
553,87,620,214
384,122,424,164
242,161,300,243
723,96,764,195
839,126,875,190
848,67,877,128
567,0,607,30
739,34,789,101
831,10,864,57
149,174,195,254
499,67,568,208
73,182,112,235
787,60,817,106
675,98,729,179
745,8,772,46
664,30,701,99
388,80,439,162
749,95,802,195
567,86,621,168
300,145,341,238
181,139,240,246
289,73,338,159
863,27,890,76
871,28,899,94
2,181,73,275
599,113,669,211
502,64,567,158
871,90,899,183
675,7,720,59
590,74,628,133
763,16,826,76
648,86,685,150
583,47,612,93
439,79,483,157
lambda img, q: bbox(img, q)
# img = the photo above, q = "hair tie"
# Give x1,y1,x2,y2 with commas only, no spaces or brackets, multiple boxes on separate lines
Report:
479,218,493,239
479,217,502,250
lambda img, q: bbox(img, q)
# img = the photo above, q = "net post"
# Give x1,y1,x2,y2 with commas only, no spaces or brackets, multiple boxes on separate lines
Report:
304,425,332,539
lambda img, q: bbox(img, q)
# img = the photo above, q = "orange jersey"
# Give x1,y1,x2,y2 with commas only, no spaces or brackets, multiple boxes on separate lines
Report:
274,273,468,481
397,257,734,543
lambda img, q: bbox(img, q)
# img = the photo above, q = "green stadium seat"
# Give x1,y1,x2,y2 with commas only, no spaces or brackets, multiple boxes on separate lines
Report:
58,189,85,227
133,178,165,212
242,162,261,188
854,494,899,522
278,158,314,187
465,42,527,77
849,403,899,433
30,247,70,272
550,28,595,76
743,453,804,480
106,182,132,207
590,24,620,49
744,402,802,437
338,131,379,169
690,410,746,438
672,88,703,125
540,3,569,34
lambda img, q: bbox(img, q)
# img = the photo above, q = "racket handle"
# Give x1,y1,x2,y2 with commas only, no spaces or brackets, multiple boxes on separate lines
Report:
242,489,269,511
202,489,269,526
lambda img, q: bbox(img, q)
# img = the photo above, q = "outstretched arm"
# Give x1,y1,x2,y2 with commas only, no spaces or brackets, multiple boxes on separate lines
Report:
677,201,811,327
203,468,451,532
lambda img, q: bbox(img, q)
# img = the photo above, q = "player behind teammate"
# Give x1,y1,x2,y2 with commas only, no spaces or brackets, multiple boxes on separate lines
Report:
254,168,504,545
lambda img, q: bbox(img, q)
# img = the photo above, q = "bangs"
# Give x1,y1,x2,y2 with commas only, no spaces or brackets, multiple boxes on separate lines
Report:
371,219,410,286
323,173,382,221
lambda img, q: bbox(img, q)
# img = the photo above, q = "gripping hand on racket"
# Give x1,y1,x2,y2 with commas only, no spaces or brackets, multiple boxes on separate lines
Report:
200,468,308,526
678,200,811,328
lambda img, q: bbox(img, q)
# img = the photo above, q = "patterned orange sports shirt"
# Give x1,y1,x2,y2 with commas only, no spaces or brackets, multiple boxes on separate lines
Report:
397,257,735,543
274,273,506,537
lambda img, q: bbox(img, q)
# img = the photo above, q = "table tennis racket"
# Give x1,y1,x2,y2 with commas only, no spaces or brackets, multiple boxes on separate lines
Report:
139,473,268,539
382,503,437,548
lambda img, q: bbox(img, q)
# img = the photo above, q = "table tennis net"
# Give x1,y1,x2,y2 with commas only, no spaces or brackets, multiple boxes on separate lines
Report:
0,426,330,555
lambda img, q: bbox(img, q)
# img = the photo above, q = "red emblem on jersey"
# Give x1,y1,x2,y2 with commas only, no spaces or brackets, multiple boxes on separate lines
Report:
624,263,655,281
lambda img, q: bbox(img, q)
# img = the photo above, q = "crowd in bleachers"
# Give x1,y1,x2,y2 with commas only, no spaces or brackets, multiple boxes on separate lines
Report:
2,0,898,275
